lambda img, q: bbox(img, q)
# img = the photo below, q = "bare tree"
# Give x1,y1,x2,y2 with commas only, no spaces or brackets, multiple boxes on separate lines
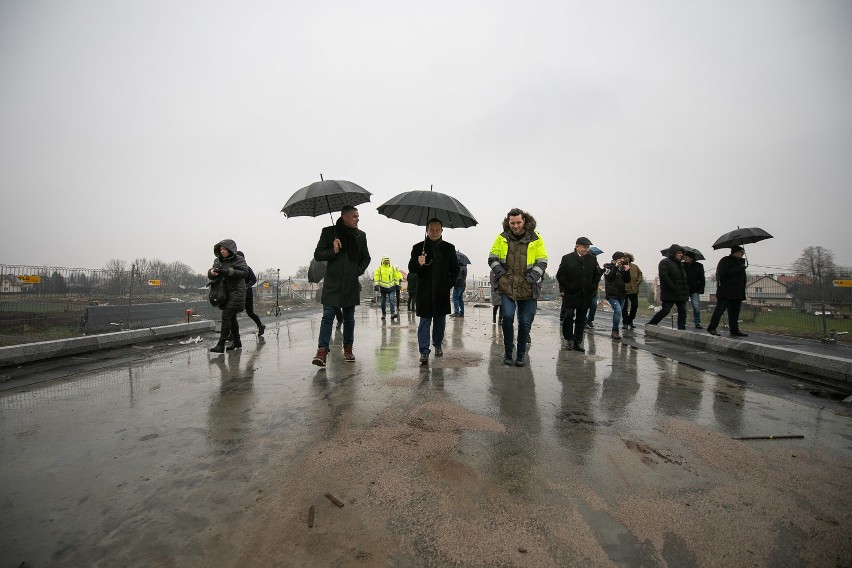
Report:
294,265,309,279
793,246,837,284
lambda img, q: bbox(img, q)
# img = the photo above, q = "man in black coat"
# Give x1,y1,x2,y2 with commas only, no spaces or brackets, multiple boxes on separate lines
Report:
683,251,706,329
408,218,460,365
707,245,749,337
556,236,601,352
647,244,689,330
311,205,371,367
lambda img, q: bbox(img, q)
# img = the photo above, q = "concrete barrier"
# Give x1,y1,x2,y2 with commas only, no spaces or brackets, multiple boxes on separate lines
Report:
644,326,852,384
0,321,215,367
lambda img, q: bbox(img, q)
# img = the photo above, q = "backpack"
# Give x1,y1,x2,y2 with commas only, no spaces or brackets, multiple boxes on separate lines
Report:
207,277,228,308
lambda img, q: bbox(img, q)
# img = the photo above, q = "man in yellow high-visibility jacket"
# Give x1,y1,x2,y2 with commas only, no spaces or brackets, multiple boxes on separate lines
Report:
374,256,400,321
488,208,548,367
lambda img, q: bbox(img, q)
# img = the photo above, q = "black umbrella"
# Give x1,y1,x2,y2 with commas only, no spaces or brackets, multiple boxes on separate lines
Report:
712,227,773,250
377,186,478,229
682,246,706,260
660,244,685,257
456,251,471,265
281,175,372,225
377,186,478,253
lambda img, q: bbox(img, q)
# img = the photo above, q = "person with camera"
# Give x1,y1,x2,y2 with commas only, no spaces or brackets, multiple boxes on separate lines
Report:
208,239,249,353
646,244,689,330
603,251,631,339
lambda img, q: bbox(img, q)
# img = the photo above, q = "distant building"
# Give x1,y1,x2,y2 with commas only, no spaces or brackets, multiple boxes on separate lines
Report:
0,275,23,294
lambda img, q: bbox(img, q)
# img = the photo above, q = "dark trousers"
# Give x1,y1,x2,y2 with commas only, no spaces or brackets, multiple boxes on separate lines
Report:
245,290,262,328
561,305,588,344
648,300,687,329
407,286,417,310
708,298,742,333
622,293,639,325
220,306,241,342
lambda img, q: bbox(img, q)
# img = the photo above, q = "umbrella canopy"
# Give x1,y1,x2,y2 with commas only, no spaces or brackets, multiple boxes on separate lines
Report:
377,188,478,229
682,246,706,260
660,244,685,257
456,251,471,265
590,246,604,256
281,177,372,221
712,227,773,250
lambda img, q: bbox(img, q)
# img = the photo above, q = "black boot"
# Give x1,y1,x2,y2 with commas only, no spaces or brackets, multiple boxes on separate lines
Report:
226,338,242,351
209,340,226,353
503,349,513,366
515,352,526,367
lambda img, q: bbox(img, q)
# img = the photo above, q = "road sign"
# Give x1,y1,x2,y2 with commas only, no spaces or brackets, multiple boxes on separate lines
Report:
148,279,162,286
833,280,852,288
17,275,41,284
262,281,271,288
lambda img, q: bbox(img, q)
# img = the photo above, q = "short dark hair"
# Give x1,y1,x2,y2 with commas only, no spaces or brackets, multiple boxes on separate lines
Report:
341,205,358,215
427,217,442,228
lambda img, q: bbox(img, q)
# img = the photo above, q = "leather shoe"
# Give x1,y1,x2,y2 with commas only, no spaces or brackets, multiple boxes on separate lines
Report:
572,344,585,352
435,346,443,357
730,331,749,337
707,328,720,336
419,353,429,365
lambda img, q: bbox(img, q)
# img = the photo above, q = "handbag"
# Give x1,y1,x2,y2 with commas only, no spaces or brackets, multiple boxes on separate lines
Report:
308,258,327,284
207,277,228,308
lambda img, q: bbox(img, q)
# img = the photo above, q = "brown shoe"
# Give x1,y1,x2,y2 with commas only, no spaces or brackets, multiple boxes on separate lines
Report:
343,344,356,362
611,330,621,339
312,347,328,367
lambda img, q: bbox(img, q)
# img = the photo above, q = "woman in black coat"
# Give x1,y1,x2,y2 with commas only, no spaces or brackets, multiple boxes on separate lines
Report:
208,238,249,352
408,218,460,364
707,246,749,337
647,244,689,330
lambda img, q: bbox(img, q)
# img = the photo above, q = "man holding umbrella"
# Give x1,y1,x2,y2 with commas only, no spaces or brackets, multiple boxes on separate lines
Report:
488,208,548,367
646,244,689,330
683,250,706,329
707,246,749,337
311,205,371,367
408,218,459,365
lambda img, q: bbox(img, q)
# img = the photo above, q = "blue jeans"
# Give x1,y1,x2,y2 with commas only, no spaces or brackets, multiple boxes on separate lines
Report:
452,286,465,315
417,316,446,355
607,297,626,330
689,292,701,325
586,296,599,324
379,287,396,316
501,295,536,355
318,305,355,348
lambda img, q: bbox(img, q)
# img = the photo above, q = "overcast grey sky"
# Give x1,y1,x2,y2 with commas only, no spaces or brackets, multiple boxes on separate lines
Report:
2,0,851,281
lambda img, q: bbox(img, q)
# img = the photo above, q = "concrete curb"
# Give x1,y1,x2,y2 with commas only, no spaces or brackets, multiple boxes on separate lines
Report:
0,321,216,367
644,326,852,384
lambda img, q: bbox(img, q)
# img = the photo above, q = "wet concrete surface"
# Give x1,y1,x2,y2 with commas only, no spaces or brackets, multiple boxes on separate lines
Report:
1,303,851,567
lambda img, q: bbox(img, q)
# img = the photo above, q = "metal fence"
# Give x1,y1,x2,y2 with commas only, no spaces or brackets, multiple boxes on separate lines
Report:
0,264,312,347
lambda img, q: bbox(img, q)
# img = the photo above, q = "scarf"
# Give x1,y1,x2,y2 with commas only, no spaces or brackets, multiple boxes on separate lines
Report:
335,218,361,261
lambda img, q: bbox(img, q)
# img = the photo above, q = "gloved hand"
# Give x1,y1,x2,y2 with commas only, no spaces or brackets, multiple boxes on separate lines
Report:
374,285,379,291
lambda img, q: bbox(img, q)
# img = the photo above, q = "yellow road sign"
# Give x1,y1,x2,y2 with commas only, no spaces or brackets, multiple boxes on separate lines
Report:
148,279,162,286
17,275,41,284
262,281,271,288
833,279,852,288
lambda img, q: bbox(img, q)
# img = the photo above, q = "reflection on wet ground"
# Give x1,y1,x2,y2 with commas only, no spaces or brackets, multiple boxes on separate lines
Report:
1,307,850,566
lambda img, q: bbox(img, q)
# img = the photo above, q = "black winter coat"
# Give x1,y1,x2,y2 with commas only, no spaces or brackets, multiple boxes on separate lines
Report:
556,252,602,309
715,255,747,301
408,238,459,317
208,239,249,311
684,261,705,294
314,221,371,308
603,263,630,300
658,255,689,302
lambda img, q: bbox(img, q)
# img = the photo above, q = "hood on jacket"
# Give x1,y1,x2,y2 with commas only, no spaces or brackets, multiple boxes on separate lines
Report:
214,239,239,260
662,243,684,259
381,256,390,264
501,209,537,235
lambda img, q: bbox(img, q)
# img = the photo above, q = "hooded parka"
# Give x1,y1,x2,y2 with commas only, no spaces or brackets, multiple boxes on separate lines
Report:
658,246,689,302
488,216,548,301
314,218,371,307
208,239,249,311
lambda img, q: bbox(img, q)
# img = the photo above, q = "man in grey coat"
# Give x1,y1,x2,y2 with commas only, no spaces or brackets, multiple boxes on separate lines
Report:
312,205,371,367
